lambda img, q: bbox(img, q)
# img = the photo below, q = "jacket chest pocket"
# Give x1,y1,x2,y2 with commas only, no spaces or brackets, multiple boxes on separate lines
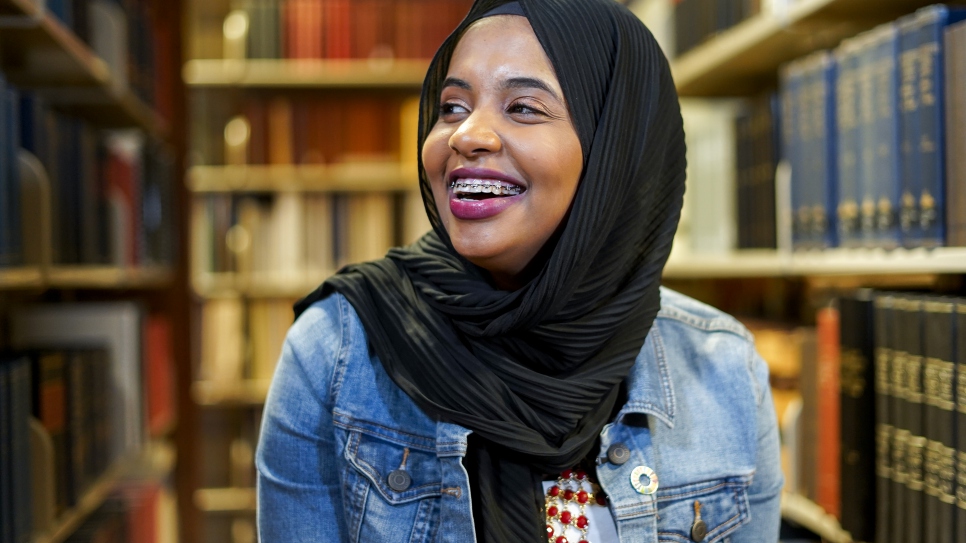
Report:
343,428,443,543
655,477,751,543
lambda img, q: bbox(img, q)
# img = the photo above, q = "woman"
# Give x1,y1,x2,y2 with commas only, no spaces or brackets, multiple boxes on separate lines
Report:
256,0,782,541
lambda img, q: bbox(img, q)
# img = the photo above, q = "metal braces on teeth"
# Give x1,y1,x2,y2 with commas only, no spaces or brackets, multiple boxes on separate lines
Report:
450,180,522,196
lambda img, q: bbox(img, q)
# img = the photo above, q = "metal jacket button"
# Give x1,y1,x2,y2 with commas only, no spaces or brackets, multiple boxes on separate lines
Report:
607,443,631,465
387,469,412,492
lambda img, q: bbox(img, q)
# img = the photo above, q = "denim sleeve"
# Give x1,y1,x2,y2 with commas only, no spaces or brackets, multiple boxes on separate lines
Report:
256,299,349,542
731,347,784,543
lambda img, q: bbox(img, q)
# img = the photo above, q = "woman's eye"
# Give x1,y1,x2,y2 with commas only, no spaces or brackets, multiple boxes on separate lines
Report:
439,102,468,116
508,102,546,117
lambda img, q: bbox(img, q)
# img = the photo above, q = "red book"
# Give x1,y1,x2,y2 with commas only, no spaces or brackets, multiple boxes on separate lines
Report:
323,0,351,58
351,0,394,58
103,139,141,267
816,304,841,518
143,315,175,438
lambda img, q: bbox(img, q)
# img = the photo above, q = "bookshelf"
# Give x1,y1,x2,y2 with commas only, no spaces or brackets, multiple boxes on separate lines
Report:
780,492,852,543
36,442,176,543
671,0,943,96
187,163,418,193
0,266,44,289
0,266,173,291
194,487,256,514
183,58,428,89
192,380,271,407
0,0,167,135
663,247,966,278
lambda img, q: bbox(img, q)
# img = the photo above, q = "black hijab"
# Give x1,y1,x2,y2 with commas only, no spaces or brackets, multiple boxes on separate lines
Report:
295,0,686,540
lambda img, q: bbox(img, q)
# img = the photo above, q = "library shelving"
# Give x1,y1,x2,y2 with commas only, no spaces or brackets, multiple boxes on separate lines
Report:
0,266,173,291
183,58,428,89
187,162,418,193
671,0,945,96
0,0,166,135
192,272,326,299
780,492,852,543
663,247,966,279
36,441,176,543
194,487,256,515
192,379,271,407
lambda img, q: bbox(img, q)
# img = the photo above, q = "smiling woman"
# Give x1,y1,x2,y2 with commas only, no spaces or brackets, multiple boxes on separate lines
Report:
423,15,583,289
255,1,783,542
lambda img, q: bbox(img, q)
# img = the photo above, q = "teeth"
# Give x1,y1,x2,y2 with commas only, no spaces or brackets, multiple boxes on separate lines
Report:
450,178,522,196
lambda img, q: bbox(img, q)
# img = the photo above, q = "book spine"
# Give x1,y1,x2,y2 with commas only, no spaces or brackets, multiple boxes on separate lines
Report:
780,62,806,250
902,296,925,543
923,299,956,543
874,296,893,543
839,291,876,541
875,24,902,249
946,21,966,246
956,301,966,543
898,14,923,248
10,358,31,543
0,77,23,267
891,295,909,543
34,352,68,514
916,6,949,247
858,35,878,247
836,42,861,247
817,53,838,248
817,303,841,518
0,359,11,543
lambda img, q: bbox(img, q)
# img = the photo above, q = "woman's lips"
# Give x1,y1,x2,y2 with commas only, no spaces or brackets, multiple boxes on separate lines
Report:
448,167,526,220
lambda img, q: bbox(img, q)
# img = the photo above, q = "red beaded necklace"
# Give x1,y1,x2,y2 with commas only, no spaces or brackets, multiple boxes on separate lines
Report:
545,468,609,543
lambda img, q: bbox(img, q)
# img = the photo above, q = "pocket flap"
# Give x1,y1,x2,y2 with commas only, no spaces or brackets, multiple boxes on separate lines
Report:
345,429,443,504
656,476,752,542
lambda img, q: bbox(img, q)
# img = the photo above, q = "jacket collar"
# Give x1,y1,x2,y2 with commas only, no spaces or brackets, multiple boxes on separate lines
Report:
616,321,676,429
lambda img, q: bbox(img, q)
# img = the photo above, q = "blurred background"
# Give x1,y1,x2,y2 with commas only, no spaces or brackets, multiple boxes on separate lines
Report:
1,0,966,541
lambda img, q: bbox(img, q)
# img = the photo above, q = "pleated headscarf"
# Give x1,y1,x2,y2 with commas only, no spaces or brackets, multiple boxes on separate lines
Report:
295,0,686,540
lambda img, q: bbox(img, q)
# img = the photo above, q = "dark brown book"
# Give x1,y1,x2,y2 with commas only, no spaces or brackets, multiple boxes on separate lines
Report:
890,295,909,543
922,298,956,543
955,301,966,543
31,351,69,514
840,290,876,541
874,295,894,543
899,296,925,543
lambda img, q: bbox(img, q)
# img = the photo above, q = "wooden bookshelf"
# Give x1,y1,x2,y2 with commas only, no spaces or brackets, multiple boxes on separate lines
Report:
35,441,176,543
0,0,166,135
663,247,966,278
781,493,852,543
192,380,271,406
194,487,256,514
0,266,44,289
671,0,941,96
192,271,328,299
45,266,174,289
187,163,419,194
183,58,428,89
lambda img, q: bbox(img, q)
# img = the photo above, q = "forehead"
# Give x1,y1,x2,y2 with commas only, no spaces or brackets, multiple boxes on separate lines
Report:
447,15,560,87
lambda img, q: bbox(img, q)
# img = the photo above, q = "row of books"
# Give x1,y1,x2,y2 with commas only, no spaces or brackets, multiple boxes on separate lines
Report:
198,297,296,384
232,0,472,61
46,0,175,120
192,191,428,281
765,289,966,543
782,5,966,250
0,77,176,269
61,481,176,543
0,304,176,543
191,93,419,168
672,0,762,58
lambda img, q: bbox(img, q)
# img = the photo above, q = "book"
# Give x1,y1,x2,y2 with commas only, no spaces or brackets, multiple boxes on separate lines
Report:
0,76,21,267
956,301,966,543
816,303,840,518
839,290,875,541
874,295,895,543
922,298,956,543
835,36,862,247
872,23,902,249
897,296,926,543
947,20,966,246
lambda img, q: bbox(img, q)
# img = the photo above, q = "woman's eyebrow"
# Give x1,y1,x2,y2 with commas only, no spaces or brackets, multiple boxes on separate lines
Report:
441,76,562,102
501,77,561,102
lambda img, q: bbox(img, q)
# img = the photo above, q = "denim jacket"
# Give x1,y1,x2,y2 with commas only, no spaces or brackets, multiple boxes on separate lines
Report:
256,287,783,542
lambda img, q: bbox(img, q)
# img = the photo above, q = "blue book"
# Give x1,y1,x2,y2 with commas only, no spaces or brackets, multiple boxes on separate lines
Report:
899,12,923,247
835,37,862,247
914,5,966,247
780,59,807,250
872,23,903,249
857,32,879,247
808,51,838,248
0,75,22,268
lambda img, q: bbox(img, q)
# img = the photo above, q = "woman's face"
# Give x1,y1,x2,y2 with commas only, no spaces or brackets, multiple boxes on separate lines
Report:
422,15,583,289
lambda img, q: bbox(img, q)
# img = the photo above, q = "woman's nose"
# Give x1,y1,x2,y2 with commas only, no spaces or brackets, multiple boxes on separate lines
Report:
448,109,502,156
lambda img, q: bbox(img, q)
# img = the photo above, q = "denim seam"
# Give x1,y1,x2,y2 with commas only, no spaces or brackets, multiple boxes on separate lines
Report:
656,309,752,341
333,412,437,450
655,481,741,501
746,341,765,406
328,295,352,403
622,325,675,427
